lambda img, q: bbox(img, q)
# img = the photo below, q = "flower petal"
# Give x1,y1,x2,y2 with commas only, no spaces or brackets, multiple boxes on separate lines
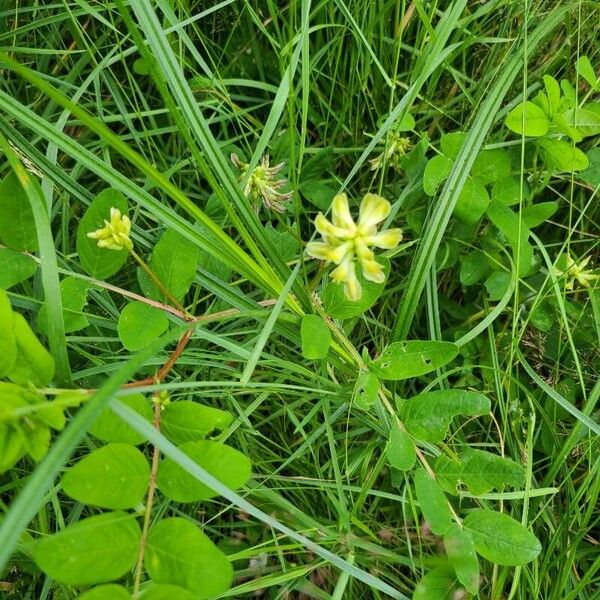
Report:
330,255,354,283
361,258,385,283
365,228,402,249
315,213,348,239
306,242,335,261
331,193,356,230
344,269,362,301
358,193,390,228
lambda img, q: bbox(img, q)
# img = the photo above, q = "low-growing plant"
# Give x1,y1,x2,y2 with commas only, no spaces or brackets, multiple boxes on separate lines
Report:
0,2,598,599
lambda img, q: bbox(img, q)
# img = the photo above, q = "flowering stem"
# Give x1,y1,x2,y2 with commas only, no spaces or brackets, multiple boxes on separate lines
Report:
133,396,161,597
130,249,191,317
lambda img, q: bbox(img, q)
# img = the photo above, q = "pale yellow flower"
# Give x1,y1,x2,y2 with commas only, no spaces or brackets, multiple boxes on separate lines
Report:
552,253,598,290
306,193,402,301
231,153,292,213
87,207,133,251
369,132,412,172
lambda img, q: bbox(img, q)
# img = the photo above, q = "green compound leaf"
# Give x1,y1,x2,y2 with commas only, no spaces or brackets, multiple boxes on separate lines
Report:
323,257,390,320
33,511,141,585
562,108,600,138
435,447,525,495
157,440,251,503
139,585,198,600
0,248,37,290
399,390,490,443
118,301,169,351
454,176,489,225
62,443,150,509
385,423,416,471
9,312,55,387
440,132,466,159
575,55,599,90
145,518,233,598
464,509,542,566
89,393,152,446
414,468,453,536
368,340,458,381
138,229,198,303
77,584,131,600
0,289,17,378
471,148,512,185
443,525,479,595
38,277,91,335
521,201,558,228
537,138,589,172
459,250,488,286
352,370,380,410
0,171,38,251
76,188,130,279
423,154,453,196
505,101,550,136
161,401,233,445
413,567,459,600
484,270,512,301
300,314,331,359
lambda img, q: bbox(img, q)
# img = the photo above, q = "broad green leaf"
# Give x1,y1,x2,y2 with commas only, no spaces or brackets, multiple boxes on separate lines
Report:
33,512,141,585
471,148,512,184
576,55,598,90
537,138,589,171
300,180,335,210
21,419,51,461
399,390,490,443
414,469,453,535
440,132,466,159
505,101,550,137
161,401,233,445
491,176,520,206
62,443,150,509
0,248,37,289
386,423,416,471
579,147,600,186
486,200,533,276
264,224,300,261
435,448,524,495
145,518,233,598
459,250,488,286
0,288,17,378
413,567,458,600
397,111,416,131
138,229,198,303
522,202,558,228
89,394,152,446
323,257,389,319
562,108,600,138
8,313,55,387
118,301,169,351
352,370,379,410
157,440,251,502
78,584,131,600
423,155,452,196
543,75,561,114
139,584,197,600
38,277,91,335
444,526,479,595
368,340,458,381
454,177,489,224
484,270,512,301
0,425,25,472
464,509,541,566
300,314,331,359
76,188,129,279
0,171,38,251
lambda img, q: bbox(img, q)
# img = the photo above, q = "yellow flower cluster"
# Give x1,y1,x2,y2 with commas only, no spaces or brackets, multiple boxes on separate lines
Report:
306,193,402,301
87,207,133,251
553,254,598,290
